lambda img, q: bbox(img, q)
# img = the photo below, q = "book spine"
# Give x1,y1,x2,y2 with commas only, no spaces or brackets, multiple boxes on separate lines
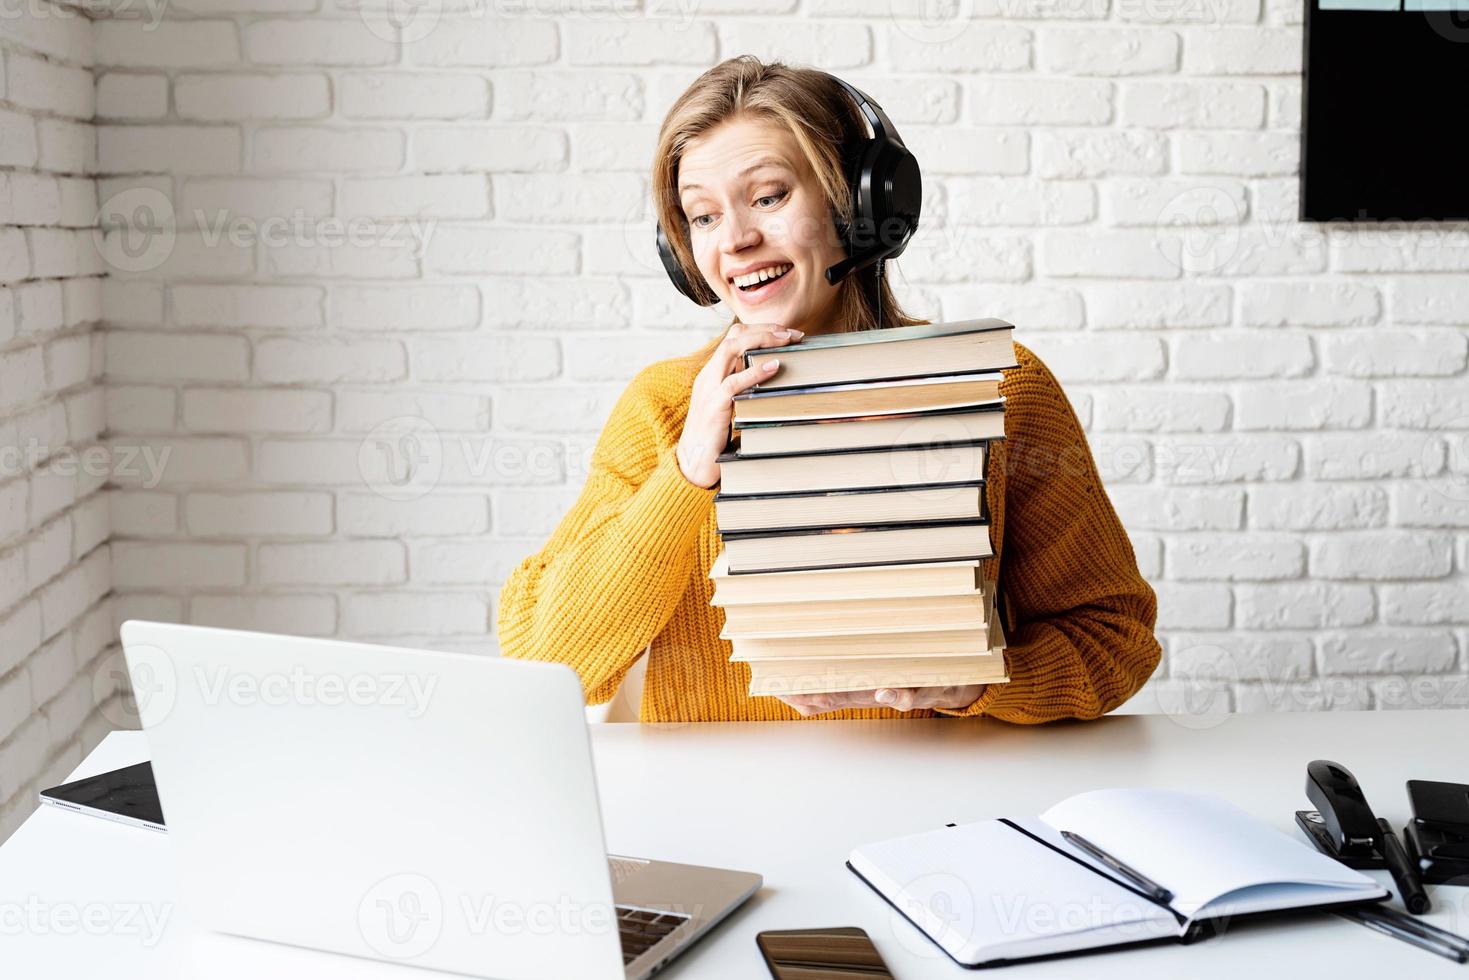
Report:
717,436,993,464
718,517,989,541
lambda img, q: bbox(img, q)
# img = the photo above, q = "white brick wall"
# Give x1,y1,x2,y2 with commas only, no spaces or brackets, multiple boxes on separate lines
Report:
2,4,1468,844
0,0,119,845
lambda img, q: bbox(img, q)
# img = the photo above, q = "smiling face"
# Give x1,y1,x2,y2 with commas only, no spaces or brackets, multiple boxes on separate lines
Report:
676,115,849,336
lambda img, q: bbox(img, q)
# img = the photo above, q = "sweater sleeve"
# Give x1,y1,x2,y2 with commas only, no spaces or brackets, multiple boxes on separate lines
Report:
495,367,717,704
936,347,1162,723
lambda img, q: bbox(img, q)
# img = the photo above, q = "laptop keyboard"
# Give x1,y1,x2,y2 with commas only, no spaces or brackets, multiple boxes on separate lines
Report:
616,905,690,966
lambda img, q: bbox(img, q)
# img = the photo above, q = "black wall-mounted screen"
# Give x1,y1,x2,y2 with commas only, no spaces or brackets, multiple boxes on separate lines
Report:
1302,0,1469,221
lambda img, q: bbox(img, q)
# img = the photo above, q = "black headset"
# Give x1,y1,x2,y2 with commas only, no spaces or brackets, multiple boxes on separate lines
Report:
655,71,922,307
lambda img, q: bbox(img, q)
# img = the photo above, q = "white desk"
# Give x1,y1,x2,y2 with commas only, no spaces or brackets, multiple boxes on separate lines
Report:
3,711,1467,978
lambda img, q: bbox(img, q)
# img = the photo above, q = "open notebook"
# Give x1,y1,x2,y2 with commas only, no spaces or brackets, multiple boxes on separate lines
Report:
848,789,1388,967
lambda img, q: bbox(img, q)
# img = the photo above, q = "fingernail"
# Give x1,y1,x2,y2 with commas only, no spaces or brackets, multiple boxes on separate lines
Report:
875,689,895,705
764,358,779,370
773,329,791,337
790,329,805,337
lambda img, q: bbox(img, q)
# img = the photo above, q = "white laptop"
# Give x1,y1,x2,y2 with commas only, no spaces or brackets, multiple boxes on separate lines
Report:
119,620,762,980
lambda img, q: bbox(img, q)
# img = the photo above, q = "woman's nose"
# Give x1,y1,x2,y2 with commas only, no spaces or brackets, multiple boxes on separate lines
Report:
718,208,761,254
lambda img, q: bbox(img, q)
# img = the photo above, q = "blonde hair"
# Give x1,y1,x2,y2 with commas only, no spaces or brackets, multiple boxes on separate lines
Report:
651,55,928,334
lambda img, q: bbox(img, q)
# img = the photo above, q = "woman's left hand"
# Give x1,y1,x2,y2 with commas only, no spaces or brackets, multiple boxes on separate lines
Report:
777,685,986,717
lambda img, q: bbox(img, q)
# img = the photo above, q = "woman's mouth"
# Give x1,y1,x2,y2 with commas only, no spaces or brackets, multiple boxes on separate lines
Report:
731,263,793,305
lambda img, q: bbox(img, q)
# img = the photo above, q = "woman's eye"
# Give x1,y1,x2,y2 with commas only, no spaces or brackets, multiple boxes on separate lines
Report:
688,189,786,230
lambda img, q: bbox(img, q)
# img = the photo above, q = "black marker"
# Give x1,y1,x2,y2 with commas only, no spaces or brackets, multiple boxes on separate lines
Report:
1061,830,1174,904
1378,818,1431,915
1335,905,1468,963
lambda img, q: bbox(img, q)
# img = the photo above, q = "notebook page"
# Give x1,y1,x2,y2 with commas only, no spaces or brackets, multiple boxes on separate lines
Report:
849,818,1178,964
1039,789,1382,921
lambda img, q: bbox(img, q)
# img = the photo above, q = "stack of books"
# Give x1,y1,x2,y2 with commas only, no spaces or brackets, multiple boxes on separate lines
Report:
708,318,1018,699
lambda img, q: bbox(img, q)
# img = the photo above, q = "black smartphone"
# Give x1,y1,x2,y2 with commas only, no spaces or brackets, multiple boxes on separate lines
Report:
1407,780,1469,837
757,926,895,979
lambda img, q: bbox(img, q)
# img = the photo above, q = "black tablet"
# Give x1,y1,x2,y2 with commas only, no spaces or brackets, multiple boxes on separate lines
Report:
39,762,166,832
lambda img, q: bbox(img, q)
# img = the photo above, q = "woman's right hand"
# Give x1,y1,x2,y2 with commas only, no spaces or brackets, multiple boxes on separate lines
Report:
676,321,805,489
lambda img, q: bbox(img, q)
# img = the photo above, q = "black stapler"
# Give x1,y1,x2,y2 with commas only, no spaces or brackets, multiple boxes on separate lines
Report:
1295,760,1432,913
1298,760,1382,867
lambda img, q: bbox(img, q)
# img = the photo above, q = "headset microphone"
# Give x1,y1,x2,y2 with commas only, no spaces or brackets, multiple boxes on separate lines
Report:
655,71,922,310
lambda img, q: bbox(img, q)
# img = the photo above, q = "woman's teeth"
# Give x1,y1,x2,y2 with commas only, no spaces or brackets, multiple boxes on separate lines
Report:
734,263,791,291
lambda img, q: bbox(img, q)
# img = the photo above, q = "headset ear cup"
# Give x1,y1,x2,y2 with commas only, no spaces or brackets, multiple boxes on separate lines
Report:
842,138,883,257
882,143,922,258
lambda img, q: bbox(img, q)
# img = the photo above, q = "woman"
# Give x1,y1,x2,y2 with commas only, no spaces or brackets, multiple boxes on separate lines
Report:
497,56,1161,722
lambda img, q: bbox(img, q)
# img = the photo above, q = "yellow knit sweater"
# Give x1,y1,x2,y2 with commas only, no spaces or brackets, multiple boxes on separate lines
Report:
497,334,1162,723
